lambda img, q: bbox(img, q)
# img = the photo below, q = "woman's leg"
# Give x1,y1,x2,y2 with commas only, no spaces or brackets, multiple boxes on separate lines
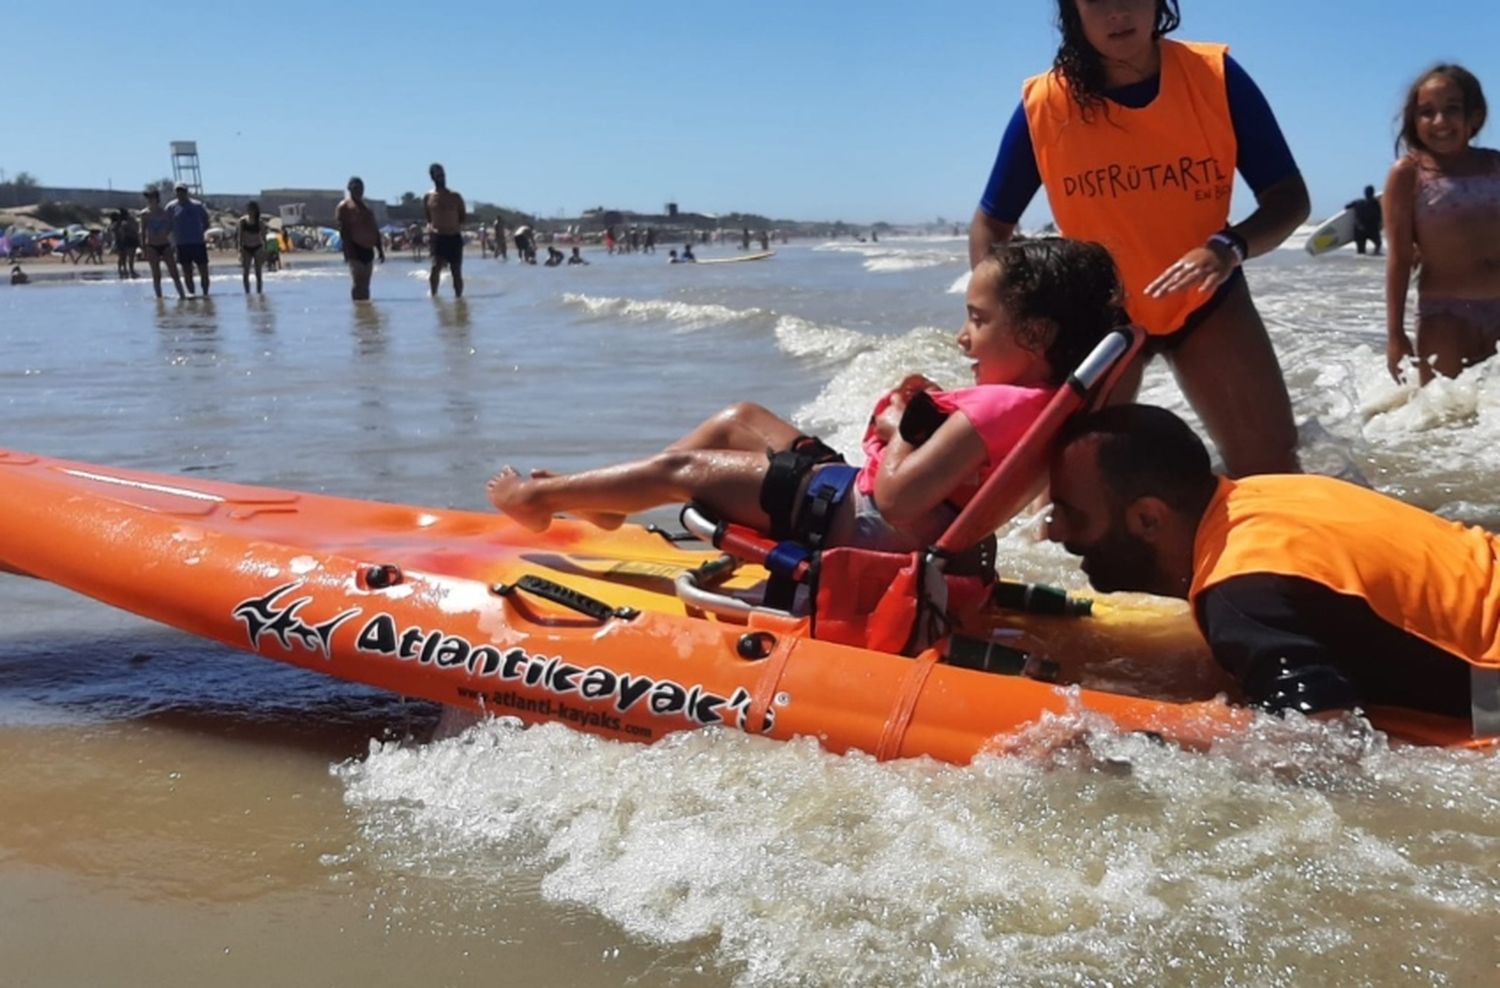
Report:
241,252,252,293
253,252,264,293
488,449,772,533
1166,279,1301,476
147,255,164,297
163,253,186,297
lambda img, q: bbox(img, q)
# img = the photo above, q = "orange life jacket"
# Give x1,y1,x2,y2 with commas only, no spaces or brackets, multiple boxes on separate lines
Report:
1189,475,1500,668
1023,40,1237,336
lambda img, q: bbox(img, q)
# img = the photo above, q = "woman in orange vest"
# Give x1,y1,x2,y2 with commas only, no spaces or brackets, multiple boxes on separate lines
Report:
1046,403,1500,735
970,0,1310,477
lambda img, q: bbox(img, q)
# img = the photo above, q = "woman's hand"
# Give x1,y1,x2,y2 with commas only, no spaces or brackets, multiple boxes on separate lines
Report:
1145,242,1239,298
1386,334,1417,384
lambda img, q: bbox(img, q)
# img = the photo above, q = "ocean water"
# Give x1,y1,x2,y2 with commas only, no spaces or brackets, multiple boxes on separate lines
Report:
1,239,1497,986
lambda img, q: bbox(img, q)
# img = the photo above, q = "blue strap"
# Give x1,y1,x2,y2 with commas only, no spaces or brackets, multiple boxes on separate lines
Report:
764,542,812,580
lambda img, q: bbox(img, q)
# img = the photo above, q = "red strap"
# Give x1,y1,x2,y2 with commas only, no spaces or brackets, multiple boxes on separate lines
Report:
876,650,942,761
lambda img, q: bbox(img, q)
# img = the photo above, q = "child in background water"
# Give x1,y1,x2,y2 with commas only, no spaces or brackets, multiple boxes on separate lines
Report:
487,238,1128,551
1385,64,1500,383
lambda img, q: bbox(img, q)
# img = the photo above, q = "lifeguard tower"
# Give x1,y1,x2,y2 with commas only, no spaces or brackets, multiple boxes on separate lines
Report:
169,141,204,197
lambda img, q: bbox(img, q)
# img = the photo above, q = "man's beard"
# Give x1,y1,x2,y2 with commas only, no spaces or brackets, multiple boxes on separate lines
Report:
1068,522,1161,595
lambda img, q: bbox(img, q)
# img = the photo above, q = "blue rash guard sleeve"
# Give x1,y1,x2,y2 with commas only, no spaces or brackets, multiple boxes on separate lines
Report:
976,55,1299,223
1223,55,1299,195
977,103,1041,225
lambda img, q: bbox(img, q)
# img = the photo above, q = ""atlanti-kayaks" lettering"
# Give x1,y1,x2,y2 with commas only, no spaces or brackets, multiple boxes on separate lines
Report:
353,613,770,732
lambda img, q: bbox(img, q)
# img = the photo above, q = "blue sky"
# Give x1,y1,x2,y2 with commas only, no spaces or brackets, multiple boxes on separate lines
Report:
7,1,1500,225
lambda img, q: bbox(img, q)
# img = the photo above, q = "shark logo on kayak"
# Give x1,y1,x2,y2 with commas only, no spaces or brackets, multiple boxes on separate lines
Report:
233,581,361,659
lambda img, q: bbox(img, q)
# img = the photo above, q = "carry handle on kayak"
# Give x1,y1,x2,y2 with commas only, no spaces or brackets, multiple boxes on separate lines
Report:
492,575,640,622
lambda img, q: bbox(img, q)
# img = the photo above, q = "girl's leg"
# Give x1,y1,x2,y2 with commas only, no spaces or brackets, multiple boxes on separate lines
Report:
1416,310,1500,381
580,402,807,530
487,449,772,533
147,257,164,297
666,401,805,454
1166,279,1301,477
241,253,251,293
254,253,264,294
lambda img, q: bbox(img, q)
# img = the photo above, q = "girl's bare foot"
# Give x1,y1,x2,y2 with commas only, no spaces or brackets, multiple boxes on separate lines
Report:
485,466,553,532
528,469,627,529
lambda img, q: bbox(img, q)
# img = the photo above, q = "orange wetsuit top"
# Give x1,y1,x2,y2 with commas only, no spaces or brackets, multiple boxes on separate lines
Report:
1024,40,1236,336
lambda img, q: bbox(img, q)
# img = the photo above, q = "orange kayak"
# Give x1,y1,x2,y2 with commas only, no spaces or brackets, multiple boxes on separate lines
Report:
0,448,1487,758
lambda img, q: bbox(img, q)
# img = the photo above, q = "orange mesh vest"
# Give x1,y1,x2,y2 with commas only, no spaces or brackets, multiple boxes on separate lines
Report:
1024,40,1237,336
1189,475,1500,668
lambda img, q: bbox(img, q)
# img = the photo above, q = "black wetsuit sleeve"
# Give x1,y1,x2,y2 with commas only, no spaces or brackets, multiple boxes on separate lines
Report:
1194,574,1361,715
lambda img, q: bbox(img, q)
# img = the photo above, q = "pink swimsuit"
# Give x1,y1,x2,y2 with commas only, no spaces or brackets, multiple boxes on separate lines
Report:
1415,149,1500,332
838,384,1053,551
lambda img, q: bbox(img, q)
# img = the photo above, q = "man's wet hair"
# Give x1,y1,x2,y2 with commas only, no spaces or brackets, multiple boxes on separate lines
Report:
1058,404,1218,516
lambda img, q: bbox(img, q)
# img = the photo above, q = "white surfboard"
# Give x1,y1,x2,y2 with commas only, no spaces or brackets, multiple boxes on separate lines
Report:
1305,207,1358,255
694,251,776,265
1306,195,1381,256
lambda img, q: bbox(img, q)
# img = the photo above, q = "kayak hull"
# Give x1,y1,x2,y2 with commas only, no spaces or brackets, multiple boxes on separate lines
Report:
0,449,1487,757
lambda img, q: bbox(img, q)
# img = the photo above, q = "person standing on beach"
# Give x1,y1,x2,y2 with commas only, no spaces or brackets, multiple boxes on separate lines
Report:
138,188,185,299
493,217,508,261
168,182,212,296
1384,64,1500,384
237,202,268,294
336,176,386,301
970,0,1309,477
423,163,466,297
112,209,139,280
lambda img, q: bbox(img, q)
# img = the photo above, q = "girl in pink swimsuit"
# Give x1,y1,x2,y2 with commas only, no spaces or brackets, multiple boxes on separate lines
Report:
487,238,1129,550
1385,64,1500,383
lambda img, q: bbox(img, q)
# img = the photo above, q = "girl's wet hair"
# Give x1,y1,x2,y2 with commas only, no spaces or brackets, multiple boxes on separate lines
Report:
978,238,1130,386
1054,0,1181,120
1398,63,1488,155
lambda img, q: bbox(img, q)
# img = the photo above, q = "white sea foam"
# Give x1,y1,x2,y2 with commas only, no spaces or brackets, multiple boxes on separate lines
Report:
862,252,952,274
560,292,765,331
792,325,968,456
337,710,1500,987
771,315,874,365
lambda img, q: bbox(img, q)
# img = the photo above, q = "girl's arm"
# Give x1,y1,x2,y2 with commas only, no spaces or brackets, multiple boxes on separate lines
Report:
1383,158,1419,383
872,411,988,527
